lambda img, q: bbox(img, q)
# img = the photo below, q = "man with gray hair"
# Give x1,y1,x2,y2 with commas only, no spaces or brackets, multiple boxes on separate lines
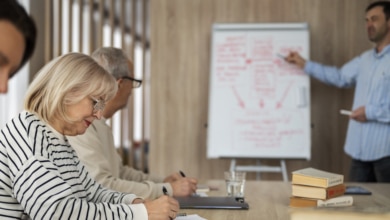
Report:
68,47,198,199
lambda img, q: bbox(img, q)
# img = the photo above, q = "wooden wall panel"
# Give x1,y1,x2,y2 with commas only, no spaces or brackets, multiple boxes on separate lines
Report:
150,0,374,181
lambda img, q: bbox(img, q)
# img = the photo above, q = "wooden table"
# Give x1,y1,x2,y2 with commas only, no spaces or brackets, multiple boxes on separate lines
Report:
181,180,390,220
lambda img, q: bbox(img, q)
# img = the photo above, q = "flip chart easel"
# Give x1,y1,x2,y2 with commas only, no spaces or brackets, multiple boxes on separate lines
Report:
207,23,311,181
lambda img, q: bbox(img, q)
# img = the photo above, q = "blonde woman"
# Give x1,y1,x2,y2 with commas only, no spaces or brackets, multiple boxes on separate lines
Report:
0,53,179,220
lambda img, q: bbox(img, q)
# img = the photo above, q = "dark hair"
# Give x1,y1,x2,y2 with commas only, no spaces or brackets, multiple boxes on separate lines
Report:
0,0,37,76
366,1,390,20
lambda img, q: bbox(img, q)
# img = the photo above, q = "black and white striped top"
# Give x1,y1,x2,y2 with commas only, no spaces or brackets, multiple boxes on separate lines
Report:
0,111,147,219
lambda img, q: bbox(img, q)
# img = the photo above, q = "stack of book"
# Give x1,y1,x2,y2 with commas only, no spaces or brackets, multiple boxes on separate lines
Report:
290,167,353,208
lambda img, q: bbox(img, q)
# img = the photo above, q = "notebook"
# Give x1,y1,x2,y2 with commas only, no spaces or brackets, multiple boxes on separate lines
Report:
174,196,249,210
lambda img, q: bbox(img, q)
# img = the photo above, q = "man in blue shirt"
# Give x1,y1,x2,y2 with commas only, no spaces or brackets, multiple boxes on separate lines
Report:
286,1,390,182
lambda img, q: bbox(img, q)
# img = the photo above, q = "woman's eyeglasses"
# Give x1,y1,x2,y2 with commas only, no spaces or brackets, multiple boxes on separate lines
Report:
121,76,142,88
91,98,106,113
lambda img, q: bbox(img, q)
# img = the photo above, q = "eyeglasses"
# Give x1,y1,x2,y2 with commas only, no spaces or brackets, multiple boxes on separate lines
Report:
91,97,105,113
121,76,142,88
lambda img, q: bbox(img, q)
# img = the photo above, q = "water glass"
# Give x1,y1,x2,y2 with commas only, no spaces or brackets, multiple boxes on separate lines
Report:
224,171,246,198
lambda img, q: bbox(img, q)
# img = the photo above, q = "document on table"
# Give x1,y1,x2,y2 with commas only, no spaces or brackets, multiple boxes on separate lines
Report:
194,192,208,197
175,214,207,220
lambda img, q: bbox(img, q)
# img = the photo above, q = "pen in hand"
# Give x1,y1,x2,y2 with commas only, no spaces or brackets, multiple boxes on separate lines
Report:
162,186,187,218
179,170,186,177
162,186,169,195
276,53,286,60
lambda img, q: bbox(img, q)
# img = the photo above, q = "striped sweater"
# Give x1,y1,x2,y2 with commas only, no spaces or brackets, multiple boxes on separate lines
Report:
0,111,147,219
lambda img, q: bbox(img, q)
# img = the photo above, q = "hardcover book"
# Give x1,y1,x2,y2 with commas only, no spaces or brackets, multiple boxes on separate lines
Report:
292,167,344,188
289,195,353,208
292,184,346,200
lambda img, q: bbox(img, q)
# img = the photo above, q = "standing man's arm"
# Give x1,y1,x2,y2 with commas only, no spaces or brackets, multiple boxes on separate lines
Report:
286,51,360,88
287,51,390,124
285,51,375,122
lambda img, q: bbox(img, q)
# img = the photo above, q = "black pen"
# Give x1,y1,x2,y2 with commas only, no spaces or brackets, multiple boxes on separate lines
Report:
162,186,169,195
177,213,187,217
179,170,186,177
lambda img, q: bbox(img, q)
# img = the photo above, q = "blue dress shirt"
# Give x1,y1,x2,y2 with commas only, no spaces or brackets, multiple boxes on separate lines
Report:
304,45,390,161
